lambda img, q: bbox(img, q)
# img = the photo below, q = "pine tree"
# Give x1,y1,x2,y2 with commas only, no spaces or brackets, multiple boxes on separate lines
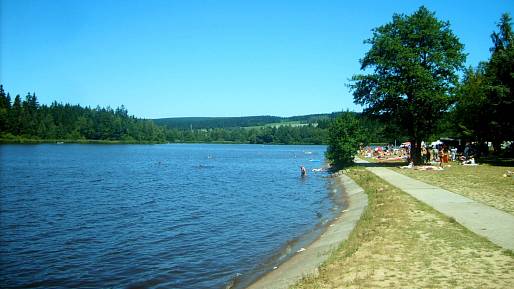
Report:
486,13,514,152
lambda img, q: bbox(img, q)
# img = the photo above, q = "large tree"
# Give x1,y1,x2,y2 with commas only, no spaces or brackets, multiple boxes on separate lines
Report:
350,6,466,164
453,64,490,142
486,13,514,152
451,13,514,153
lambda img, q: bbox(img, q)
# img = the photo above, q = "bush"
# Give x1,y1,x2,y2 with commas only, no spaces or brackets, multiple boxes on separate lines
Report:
326,112,365,167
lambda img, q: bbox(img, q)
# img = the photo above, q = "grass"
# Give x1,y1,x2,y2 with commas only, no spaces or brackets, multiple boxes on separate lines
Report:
394,161,514,215
291,167,514,288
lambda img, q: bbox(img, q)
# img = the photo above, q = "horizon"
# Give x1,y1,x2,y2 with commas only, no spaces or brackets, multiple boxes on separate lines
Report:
1,0,512,118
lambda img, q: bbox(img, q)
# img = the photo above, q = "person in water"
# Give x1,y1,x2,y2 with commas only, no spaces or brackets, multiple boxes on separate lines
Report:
300,165,307,176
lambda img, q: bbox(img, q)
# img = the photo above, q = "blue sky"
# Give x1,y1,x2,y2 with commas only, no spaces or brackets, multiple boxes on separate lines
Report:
1,0,512,118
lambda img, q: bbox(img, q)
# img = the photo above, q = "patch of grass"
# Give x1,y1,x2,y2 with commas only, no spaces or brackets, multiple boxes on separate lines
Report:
395,162,514,214
291,168,514,289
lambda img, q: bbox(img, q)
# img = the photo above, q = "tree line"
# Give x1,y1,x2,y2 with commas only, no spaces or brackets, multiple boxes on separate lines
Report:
0,89,166,142
0,87,337,145
154,113,339,130
327,7,514,166
164,125,328,144
154,116,283,130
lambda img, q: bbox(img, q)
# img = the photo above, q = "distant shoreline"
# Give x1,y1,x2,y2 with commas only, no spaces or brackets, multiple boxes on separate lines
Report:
0,138,165,145
0,138,325,145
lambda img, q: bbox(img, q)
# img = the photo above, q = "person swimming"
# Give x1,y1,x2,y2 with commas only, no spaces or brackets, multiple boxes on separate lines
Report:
300,165,307,176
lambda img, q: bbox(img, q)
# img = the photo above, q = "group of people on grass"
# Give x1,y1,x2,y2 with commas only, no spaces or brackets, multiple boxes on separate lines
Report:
361,141,481,167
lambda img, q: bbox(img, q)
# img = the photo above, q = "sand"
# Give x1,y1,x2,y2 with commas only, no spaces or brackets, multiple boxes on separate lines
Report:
245,174,368,289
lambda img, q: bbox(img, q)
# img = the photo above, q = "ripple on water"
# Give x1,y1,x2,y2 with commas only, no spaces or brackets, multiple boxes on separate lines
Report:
0,144,337,289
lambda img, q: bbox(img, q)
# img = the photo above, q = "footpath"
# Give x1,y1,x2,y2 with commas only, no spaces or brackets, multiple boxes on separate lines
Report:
356,159,514,251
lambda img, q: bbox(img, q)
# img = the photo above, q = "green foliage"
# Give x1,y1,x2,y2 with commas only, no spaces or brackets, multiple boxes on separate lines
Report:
156,113,335,144
154,116,282,129
0,85,329,145
485,13,514,150
326,112,365,166
452,13,514,153
0,85,166,142
0,85,11,132
350,6,466,164
154,113,340,130
163,125,328,145
453,64,490,139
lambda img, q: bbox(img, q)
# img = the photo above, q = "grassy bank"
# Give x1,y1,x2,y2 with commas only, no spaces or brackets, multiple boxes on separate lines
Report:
291,168,514,288
394,161,514,215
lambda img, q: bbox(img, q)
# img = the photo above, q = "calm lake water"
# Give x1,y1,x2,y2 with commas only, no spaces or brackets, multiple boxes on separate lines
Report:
0,144,343,289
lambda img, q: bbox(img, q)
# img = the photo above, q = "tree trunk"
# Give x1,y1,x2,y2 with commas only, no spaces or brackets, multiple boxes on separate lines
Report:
411,139,423,165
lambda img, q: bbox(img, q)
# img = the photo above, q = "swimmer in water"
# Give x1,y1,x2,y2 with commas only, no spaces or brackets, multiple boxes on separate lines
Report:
300,165,307,176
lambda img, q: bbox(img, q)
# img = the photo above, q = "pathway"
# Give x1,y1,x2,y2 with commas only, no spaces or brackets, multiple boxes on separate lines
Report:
356,159,514,251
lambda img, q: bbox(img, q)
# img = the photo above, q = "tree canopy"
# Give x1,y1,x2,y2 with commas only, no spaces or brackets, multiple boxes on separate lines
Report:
452,13,514,153
0,85,166,142
326,112,365,167
485,13,514,150
350,6,466,164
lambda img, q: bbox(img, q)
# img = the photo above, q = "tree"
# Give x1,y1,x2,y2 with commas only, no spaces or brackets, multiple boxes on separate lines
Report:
326,112,365,167
485,13,514,152
10,95,23,135
453,64,490,141
350,6,466,164
0,85,11,132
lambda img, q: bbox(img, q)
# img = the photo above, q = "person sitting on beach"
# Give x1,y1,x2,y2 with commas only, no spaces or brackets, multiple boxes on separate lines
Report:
300,165,307,176
438,148,444,168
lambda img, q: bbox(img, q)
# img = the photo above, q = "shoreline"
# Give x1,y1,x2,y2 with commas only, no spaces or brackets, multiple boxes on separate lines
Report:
244,173,368,289
0,139,326,145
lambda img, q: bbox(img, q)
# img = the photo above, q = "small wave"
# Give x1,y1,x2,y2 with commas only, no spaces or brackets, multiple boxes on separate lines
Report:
193,164,215,169
64,237,99,246
224,273,243,289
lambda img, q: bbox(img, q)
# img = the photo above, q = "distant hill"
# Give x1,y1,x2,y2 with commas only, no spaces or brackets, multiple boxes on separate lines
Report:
153,113,341,129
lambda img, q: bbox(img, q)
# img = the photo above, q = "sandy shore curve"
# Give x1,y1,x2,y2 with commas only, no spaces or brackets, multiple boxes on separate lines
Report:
246,173,368,289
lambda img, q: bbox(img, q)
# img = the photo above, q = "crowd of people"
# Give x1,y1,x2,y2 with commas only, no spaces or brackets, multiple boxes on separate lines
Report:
360,141,484,167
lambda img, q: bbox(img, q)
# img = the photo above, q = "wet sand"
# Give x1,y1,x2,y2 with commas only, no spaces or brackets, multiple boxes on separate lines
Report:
246,174,367,289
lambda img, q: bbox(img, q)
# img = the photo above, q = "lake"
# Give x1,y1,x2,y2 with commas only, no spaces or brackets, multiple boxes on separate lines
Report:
0,144,344,289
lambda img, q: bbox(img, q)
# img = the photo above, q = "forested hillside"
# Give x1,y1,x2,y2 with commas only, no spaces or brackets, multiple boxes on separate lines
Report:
0,85,332,144
154,116,282,129
154,113,338,129
0,86,166,142
1,85,386,146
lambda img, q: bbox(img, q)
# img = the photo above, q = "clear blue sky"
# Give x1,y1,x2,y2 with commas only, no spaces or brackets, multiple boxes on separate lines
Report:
1,0,512,118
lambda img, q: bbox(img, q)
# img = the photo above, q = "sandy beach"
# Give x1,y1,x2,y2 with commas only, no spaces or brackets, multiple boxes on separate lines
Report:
245,173,368,289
